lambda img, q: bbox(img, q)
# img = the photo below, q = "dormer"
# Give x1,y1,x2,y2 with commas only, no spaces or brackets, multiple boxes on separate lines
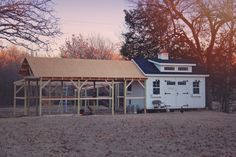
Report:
148,52,196,73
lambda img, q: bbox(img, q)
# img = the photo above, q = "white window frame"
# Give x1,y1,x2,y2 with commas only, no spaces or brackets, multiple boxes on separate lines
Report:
178,67,189,71
153,80,160,95
193,80,200,95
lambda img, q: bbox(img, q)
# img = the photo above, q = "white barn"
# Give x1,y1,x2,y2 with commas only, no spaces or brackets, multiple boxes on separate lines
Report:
130,52,209,111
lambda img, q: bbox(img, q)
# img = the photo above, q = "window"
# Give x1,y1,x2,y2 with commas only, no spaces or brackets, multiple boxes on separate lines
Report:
164,67,175,71
153,80,160,95
178,81,186,85
193,81,200,94
167,81,175,85
178,67,188,71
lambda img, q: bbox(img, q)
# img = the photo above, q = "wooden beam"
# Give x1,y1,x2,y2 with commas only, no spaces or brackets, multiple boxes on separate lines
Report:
117,83,120,109
39,78,42,116
41,80,51,89
80,97,112,100
24,81,27,115
16,84,25,94
35,80,39,116
126,80,133,89
112,80,114,115
42,97,79,101
13,84,16,116
85,88,87,112
126,97,145,99
137,80,145,89
105,80,112,89
124,80,127,114
70,80,79,89
14,79,25,86
79,80,88,90
26,80,30,115
15,97,25,100
96,87,99,109
77,80,81,115
48,80,51,114
42,77,146,81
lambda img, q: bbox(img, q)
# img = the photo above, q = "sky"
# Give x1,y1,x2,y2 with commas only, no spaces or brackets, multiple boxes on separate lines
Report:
51,0,131,55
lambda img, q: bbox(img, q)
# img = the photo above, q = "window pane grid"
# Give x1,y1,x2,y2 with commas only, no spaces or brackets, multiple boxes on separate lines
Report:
153,80,160,95
178,67,188,71
193,81,200,94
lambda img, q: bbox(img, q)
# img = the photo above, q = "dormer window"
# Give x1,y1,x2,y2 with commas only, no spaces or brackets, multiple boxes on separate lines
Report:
147,59,195,73
178,67,188,71
164,67,175,71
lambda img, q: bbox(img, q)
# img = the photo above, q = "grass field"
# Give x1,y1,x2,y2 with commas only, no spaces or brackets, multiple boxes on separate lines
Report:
0,111,235,157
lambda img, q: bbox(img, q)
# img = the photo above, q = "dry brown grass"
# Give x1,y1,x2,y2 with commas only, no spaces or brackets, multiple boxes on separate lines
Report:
0,111,235,157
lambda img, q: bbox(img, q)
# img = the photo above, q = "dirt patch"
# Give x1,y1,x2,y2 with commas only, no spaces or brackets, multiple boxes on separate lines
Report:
0,111,235,157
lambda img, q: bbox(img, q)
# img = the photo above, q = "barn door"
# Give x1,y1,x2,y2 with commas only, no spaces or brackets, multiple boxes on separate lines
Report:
163,79,176,107
176,79,189,107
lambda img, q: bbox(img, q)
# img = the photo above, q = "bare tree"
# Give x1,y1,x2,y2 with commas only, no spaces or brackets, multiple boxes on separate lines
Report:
0,0,61,51
123,0,236,110
60,34,115,60
162,0,236,110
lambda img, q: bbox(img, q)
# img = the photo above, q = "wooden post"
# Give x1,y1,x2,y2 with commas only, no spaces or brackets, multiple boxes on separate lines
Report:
96,87,99,110
124,80,127,114
93,81,96,111
60,81,63,113
144,80,147,114
77,80,81,115
109,86,111,109
85,88,87,112
24,81,27,115
39,78,42,116
13,84,16,116
35,80,39,115
74,89,76,109
27,80,30,115
48,80,51,114
117,83,119,109
112,80,114,115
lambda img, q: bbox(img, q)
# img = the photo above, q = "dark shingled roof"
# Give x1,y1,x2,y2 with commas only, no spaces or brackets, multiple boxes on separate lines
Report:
133,58,207,75
149,58,196,64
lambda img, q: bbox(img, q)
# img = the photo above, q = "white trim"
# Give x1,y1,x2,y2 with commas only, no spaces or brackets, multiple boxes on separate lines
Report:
148,59,196,66
191,94,201,97
145,74,209,77
151,94,161,98
126,96,145,100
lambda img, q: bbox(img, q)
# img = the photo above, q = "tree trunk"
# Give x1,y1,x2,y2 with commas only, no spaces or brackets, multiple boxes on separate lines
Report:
206,78,213,110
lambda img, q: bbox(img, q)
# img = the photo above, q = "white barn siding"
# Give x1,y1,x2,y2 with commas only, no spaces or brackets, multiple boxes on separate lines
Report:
146,76,206,109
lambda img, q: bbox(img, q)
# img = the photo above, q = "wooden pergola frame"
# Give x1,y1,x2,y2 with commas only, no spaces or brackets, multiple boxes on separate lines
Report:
13,77,147,116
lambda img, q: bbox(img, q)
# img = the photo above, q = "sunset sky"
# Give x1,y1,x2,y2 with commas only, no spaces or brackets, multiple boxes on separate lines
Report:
52,0,131,54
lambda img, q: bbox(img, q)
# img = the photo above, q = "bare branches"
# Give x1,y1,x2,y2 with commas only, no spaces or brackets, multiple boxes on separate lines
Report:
60,34,115,60
0,0,61,51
